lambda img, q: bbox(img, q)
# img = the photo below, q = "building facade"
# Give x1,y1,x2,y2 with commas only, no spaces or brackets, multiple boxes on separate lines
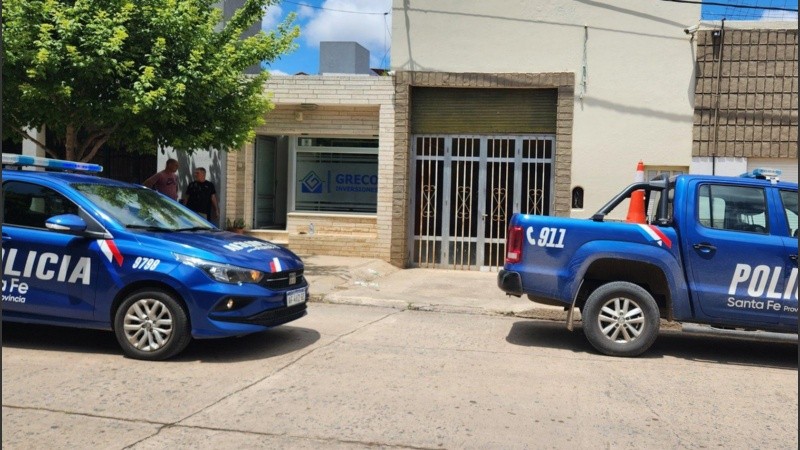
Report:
223,75,397,261
129,2,800,270
389,0,700,268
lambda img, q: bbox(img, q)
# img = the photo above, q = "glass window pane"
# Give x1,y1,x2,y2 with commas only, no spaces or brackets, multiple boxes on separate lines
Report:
698,184,767,233
295,152,378,213
780,190,798,238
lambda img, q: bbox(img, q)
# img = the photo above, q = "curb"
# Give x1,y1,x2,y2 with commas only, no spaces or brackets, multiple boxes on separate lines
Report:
309,293,575,321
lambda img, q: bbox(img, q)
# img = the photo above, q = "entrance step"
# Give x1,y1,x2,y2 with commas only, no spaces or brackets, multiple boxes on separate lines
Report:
246,229,289,246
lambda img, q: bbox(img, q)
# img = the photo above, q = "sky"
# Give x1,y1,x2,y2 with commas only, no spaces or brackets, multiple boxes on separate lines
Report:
260,0,798,76
261,0,392,75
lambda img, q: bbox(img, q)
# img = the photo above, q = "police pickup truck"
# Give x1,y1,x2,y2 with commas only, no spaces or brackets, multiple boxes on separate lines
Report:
2,154,308,360
498,169,798,356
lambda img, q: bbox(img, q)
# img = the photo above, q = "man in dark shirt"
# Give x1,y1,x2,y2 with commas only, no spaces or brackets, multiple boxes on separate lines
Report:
181,167,219,225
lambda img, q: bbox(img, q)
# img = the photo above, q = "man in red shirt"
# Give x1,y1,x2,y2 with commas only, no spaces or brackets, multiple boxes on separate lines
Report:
143,158,179,200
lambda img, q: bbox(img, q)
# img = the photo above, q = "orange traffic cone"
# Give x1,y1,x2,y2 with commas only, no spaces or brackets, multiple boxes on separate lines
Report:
626,161,646,224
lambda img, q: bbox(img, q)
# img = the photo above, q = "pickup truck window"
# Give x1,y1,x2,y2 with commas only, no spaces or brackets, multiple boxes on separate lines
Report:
698,184,768,234
780,190,798,237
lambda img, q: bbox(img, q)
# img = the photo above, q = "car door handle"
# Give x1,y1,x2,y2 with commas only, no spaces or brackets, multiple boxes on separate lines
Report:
692,243,716,252
790,254,798,264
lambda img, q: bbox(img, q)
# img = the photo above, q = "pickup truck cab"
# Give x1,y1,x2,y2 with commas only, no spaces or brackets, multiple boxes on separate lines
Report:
498,169,798,356
2,154,309,360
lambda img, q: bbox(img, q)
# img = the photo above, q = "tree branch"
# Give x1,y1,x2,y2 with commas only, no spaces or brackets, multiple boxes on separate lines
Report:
84,135,112,163
77,125,118,162
12,126,59,158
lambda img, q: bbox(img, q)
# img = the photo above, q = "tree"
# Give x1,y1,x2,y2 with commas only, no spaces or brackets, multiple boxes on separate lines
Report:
2,0,298,162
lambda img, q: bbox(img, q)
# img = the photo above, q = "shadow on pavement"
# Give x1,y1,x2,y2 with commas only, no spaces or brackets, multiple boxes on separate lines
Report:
650,330,798,370
506,319,798,369
2,322,120,356
178,326,321,363
2,322,321,363
505,320,594,353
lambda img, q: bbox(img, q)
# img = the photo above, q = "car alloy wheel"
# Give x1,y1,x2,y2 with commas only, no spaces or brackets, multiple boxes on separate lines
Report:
123,298,174,352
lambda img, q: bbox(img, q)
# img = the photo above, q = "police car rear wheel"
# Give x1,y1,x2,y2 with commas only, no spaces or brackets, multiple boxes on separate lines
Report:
582,281,660,357
114,290,191,360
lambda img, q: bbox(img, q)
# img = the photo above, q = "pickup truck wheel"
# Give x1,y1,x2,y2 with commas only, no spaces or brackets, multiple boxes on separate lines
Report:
114,290,192,361
582,281,660,357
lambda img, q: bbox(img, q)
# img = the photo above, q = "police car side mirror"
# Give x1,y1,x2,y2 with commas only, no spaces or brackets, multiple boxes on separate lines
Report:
46,214,88,235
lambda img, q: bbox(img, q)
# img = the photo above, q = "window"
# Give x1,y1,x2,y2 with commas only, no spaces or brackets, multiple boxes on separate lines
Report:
780,190,798,238
645,166,686,182
2,182,79,229
698,184,768,233
293,138,379,214
571,187,584,209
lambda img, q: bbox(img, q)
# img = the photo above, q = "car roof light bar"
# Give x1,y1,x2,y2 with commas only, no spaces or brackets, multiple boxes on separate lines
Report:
741,167,782,184
2,153,103,173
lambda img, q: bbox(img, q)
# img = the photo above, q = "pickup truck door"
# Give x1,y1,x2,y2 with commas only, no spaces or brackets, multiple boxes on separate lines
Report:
683,182,786,325
778,189,798,328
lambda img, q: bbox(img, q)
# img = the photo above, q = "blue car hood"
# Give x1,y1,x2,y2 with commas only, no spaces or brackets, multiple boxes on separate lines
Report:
129,230,303,272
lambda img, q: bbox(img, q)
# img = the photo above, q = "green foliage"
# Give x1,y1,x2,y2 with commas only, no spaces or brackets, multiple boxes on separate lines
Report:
2,0,298,162
226,217,246,229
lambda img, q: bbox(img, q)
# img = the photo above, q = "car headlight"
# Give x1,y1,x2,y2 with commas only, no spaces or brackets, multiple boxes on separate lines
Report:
175,254,264,284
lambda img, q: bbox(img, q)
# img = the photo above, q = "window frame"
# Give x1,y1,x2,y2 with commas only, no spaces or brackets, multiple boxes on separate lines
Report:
289,136,380,215
696,183,769,234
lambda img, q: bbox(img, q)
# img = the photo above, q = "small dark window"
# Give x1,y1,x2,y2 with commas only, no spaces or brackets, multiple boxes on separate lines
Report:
571,187,584,209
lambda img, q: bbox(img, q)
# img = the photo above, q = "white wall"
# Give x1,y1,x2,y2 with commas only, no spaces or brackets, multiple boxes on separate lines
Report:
158,148,227,224
392,0,700,216
691,157,748,177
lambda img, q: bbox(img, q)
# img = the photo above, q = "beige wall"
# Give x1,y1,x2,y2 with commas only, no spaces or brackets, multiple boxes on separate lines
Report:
392,0,700,216
225,75,397,262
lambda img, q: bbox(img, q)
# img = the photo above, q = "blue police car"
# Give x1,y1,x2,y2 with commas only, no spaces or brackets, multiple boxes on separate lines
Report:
2,154,308,360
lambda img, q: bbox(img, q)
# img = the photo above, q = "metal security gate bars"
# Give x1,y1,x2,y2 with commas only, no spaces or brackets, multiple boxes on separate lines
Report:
411,135,555,270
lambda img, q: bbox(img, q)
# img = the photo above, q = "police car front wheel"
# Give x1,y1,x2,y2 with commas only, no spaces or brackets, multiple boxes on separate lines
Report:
114,290,192,360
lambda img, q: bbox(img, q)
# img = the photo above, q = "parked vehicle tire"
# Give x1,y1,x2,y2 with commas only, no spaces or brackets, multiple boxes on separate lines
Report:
114,290,192,360
582,281,660,357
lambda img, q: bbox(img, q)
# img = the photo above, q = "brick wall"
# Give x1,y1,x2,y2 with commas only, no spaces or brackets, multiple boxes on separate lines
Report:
286,213,378,257
694,29,798,158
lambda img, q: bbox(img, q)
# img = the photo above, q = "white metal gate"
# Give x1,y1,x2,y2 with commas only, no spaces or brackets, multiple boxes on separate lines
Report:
411,135,555,270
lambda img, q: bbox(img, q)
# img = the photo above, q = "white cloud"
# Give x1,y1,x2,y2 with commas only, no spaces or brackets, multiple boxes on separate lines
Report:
261,4,283,31
268,69,290,76
301,0,392,66
759,9,799,21
297,5,316,20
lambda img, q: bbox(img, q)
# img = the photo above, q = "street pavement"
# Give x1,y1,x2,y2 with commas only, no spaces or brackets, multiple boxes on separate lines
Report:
2,254,798,449
3,303,796,449
301,254,569,320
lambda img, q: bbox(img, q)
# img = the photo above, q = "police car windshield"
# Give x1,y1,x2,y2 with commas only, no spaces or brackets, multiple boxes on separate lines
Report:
72,184,213,231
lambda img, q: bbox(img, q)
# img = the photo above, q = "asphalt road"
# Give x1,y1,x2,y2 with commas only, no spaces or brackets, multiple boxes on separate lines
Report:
2,303,797,449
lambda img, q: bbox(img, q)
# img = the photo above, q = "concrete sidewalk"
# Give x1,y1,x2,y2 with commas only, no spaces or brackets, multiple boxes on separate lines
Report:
300,254,571,321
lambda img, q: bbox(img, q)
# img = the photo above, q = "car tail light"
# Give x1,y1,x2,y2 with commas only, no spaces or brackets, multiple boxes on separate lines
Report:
506,225,523,263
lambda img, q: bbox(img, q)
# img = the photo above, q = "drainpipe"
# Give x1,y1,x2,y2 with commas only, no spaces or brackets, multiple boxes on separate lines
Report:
711,19,726,175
